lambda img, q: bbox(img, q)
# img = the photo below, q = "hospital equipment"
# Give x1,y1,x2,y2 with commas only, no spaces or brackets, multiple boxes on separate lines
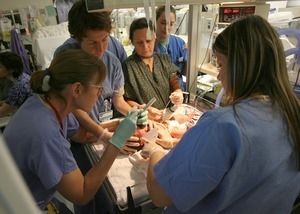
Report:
277,28,300,95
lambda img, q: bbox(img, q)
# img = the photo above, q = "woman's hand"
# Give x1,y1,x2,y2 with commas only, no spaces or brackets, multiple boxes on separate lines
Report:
155,122,172,139
145,119,157,131
140,138,165,159
156,138,174,149
154,121,178,149
170,91,183,106
147,107,163,122
121,136,142,155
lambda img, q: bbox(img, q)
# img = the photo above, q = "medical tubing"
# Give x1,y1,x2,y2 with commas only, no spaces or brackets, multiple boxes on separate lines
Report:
188,13,219,97
143,0,152,40
293,67,300,91
165,0,170,35
175,10,188,35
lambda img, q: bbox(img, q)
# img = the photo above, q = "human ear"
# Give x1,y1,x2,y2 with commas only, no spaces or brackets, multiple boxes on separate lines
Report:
71,82,82,97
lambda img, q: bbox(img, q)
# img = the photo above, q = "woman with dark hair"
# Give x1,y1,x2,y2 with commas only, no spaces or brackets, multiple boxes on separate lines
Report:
0,51,32,117
155,5,188,91
142,15,300,213
123,17,183,121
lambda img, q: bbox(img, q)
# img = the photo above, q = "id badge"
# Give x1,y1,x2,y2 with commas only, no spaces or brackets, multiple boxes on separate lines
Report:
99,110,113,123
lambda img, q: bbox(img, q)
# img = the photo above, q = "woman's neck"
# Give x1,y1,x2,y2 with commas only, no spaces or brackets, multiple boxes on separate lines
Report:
156,35,168,43
43,95,69,122
142,57,154,71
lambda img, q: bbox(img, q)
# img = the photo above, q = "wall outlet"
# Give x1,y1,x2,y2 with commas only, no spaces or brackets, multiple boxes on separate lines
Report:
206,18,212,31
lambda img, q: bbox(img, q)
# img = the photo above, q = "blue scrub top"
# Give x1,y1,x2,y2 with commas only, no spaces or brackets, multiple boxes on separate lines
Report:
154,98,300,213
154,35,188,75
54,37,125,123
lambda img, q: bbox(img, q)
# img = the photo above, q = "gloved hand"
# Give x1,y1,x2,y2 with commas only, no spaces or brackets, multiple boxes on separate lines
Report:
156,122,172,139
97,128,113,144
148,107,163,122
170,91,183,106
140,138,167,159
109,109,138,149
146,119,156,131
156,138,175,149
137,109,148,126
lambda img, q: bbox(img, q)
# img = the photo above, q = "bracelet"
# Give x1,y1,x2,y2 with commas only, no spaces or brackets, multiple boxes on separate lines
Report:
149,146,167,157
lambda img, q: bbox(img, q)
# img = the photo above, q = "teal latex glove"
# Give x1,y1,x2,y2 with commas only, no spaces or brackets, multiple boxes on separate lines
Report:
110,109,138,149
137,109,148,126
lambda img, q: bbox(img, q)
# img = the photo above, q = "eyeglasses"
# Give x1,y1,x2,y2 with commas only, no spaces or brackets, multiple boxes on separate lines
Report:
90,84,104,93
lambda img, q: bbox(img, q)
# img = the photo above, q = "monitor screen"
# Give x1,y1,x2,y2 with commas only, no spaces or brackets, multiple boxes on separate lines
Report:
219,6,256,23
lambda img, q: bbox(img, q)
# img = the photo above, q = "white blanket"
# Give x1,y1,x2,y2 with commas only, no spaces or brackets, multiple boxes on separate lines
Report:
92,104,203,206
31,22,70,69
93,143,149,206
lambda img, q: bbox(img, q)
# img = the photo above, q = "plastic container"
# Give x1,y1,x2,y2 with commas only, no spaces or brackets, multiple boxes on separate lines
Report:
0,17,12,42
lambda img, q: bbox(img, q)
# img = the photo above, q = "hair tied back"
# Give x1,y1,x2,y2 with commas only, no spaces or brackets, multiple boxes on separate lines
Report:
42,68,51,92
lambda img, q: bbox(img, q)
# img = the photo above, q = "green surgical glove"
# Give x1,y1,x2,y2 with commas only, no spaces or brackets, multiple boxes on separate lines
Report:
137,109,148,126
110,109,138,149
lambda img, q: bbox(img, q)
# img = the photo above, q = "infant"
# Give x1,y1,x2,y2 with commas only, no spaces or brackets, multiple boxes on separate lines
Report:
133,104,203,150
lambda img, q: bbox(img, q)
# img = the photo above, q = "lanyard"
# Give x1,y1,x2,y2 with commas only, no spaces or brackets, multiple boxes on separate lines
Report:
44,97,63,129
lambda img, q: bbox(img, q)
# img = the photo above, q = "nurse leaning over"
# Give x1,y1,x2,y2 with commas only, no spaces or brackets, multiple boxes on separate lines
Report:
3,49,139,210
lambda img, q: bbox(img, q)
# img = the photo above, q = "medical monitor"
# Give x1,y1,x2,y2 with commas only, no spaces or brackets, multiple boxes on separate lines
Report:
219,5,256,23
218,4,270,24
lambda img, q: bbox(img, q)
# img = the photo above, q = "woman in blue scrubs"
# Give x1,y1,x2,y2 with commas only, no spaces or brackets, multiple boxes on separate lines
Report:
3,49,138,211
155,6,188,91
142,15,300,213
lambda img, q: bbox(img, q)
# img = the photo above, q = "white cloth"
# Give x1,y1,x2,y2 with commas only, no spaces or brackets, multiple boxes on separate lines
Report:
32,35,70,69
31,22,70,69
93,143,149,206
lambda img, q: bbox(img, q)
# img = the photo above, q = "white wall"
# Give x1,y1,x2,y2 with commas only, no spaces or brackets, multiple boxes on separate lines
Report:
1,0,53,11
287,0,300,7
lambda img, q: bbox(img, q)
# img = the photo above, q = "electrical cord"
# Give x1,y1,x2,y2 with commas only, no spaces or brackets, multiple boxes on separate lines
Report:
175,10,188,35
293,66,300,92
187,12,219,102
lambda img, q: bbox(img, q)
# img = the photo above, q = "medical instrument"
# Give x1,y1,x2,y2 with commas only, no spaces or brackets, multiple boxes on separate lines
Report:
164,91,182,115
142,97,157,111
164,99,171,110
136,98,156,127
